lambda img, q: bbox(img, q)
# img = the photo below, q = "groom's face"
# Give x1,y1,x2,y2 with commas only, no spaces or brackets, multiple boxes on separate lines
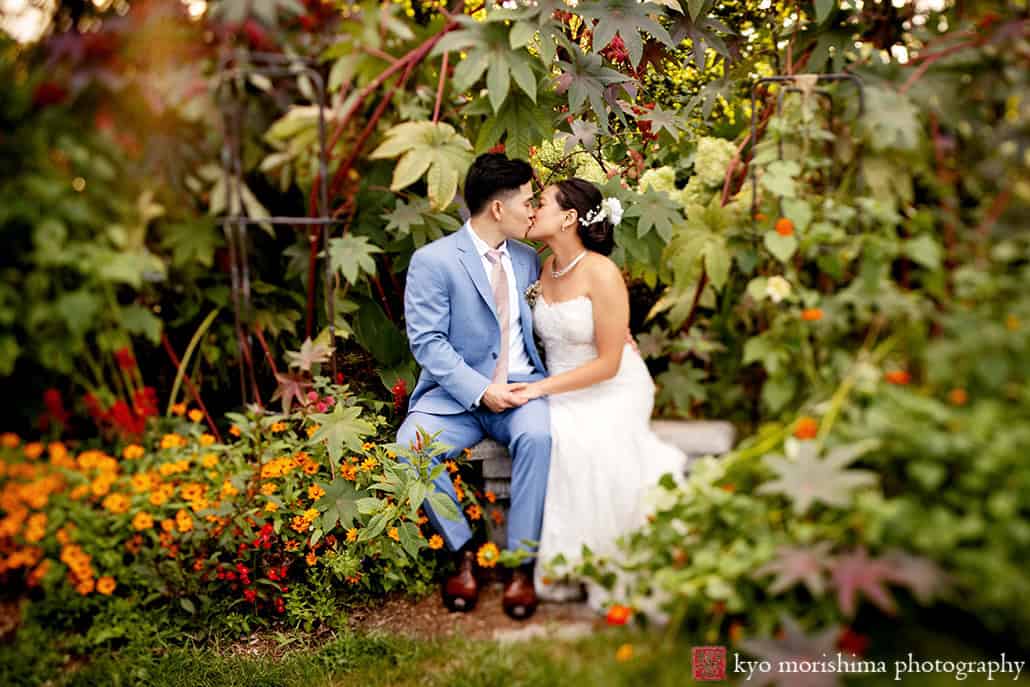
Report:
496,182,536,240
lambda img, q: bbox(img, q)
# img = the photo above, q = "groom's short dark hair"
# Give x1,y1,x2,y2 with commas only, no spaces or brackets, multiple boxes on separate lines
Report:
464,153,534,216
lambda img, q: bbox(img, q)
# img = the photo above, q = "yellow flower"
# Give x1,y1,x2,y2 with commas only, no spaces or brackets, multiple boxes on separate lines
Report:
346,528,358,543
199,434,215,446
340,464,357,481
303,508,319,521
122,444,145,460
188,409,203,423
221,480,239,498
271,422,287,433
189,497,209,513
175,509,193,533
615,643,634,662
445,460,458,474
307,485,326,500
160,519,175,533
70,484,89,500
264,501,279,512
360,457,377,473
96,576,117,595
229,425,241,437
180,482,207,501
388,527,400,542
171,402,187,416
362,442,374,451
305,424,320,438
149,485,174,506
102,493,130,514
201,453,219,468
476,542,499,568
48,442,68,462
132,512,154,530
160,434,186,450
428,534,444,550
302,461,319,476
305,551,318,566
260,482,278,495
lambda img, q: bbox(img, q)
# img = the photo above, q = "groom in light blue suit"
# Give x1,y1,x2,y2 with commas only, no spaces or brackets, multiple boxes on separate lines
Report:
396,154,550,619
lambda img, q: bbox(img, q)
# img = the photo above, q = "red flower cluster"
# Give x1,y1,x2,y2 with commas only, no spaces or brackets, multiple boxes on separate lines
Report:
83,386,158,437
40,388,70,431
392,379,408,414
631,102,658,143
601,35,630,65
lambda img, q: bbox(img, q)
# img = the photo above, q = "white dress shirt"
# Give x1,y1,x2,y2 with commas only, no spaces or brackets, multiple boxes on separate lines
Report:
466,223,535,382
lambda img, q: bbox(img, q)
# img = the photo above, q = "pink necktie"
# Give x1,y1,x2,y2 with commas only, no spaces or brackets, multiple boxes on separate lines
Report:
485,249,509,384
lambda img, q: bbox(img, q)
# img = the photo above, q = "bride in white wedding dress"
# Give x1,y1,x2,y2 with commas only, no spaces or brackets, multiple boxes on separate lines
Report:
510,178,688,613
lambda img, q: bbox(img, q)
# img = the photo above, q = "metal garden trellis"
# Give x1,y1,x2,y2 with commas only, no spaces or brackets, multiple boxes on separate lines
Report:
215,50,339,407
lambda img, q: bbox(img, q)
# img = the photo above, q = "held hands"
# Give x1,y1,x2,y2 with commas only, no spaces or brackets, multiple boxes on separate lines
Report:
508,382,545,405
481,383,530,412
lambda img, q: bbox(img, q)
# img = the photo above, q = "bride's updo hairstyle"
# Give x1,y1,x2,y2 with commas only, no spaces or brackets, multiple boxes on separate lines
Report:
554,177,615,256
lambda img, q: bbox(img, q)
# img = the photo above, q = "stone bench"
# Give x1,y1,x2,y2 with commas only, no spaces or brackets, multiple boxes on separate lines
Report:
466,420,736,545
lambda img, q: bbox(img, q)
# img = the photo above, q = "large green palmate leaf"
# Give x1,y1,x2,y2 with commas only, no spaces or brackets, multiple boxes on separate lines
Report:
327,234,380,285
758,439,879,514
575,0,675,67
369,121,474,210
382,198,461,248
667,0,734,69
430,16,539,112
656,363,707,414
314,478,360,530
308,404,376,465
555,46,634,132
468,90,556,160
214,0,304,25
624,188,682,241
490,0,568,64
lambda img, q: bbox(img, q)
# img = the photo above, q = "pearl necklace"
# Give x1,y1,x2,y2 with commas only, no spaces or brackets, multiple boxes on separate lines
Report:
551,250,588,279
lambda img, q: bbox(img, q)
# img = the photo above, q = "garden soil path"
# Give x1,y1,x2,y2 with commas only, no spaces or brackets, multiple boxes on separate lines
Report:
347,583,602,641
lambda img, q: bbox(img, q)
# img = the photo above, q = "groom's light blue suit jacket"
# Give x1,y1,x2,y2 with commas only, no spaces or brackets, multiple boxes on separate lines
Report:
404,222,548,415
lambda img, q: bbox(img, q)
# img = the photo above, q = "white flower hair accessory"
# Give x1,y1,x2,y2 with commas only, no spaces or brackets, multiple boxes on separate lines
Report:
579,197,623,228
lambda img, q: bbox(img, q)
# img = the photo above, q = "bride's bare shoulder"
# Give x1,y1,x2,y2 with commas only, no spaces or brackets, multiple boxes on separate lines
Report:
583,252,624,282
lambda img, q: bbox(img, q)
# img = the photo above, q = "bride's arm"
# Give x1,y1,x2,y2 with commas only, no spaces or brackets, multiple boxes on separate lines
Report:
518,259,629,398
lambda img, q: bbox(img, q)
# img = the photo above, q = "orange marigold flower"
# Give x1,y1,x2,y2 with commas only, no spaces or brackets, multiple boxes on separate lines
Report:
122,444,145,460
303,508,319,521
346,527,358,543
428,534,444,550
188,409,204,423
885,369,911,385
175,509,193,533
1005,314,1020,331
359,457,377,472
606,604,633,626
161,518,175,533
305,424,320,438
285,539,300,552
362,442,374,451
793,416,819,440
229,425,242,437
201,453,219,468
76,577,96,595
171,402,187,416
302,462,319,475
102,493,130,514
48,442,68,461
948,388,968,406
264,501,279,512
388,527,400,542
476,542,499,568
445,460,458,474
801,308,823,321
775,217,794,236
290,516,311,533
466,504,482,521
24,442,44,459
308,485,326,500
485,491,496,504
615,643,634,662
260,482,278,496
270,422,287,433
490,509,505,526
132,512,154,531
306,551,318,566
199,434,215,446
96,576,116,595
340,464,357,481
1,432,19,448
160,433,185,450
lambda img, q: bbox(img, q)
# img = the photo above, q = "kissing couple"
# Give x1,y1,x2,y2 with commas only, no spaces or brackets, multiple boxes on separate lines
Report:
395,153,687,620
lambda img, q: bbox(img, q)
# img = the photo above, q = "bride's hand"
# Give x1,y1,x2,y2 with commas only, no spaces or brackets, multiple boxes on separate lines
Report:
509,382,544,401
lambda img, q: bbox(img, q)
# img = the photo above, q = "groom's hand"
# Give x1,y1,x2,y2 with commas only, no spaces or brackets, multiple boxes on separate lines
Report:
481,383,528,412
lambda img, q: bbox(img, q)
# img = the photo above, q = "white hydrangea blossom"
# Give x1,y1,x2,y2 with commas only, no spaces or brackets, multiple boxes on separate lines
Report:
574,153,609,185
638,165,677,195
693,137,737,189
678,175,717,209
766,275,792,303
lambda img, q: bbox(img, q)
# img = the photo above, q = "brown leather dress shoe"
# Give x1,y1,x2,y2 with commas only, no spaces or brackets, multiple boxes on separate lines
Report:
502,567,538,620
442,550,478,612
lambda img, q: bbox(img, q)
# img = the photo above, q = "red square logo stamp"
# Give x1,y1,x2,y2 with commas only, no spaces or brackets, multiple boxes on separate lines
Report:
692,645,727,681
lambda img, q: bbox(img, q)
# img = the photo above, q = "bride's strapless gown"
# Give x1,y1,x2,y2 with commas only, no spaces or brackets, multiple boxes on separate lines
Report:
531,295,688,613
